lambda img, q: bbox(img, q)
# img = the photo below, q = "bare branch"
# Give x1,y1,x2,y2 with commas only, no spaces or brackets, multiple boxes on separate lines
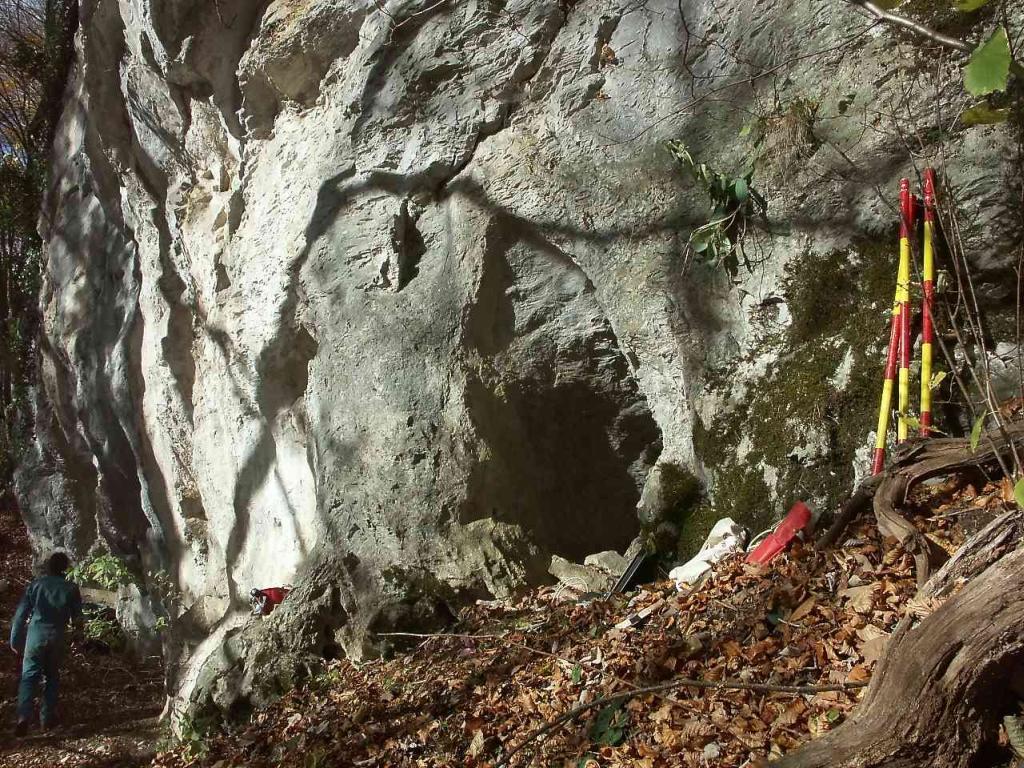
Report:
845,0,972,53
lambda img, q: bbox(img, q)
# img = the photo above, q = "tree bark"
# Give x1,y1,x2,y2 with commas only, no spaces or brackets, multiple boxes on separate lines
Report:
776,426,1024,768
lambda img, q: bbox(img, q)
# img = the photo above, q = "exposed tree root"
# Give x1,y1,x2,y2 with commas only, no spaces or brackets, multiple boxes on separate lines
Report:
777,424,1024,768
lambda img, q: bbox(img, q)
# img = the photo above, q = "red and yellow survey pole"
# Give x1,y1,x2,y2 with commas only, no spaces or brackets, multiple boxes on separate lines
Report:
919,168,936,435
872,303,902,475
872,178,916,475
896,179,915,444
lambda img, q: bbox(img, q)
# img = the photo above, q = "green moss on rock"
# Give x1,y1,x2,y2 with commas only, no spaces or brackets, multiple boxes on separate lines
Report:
658,463,704,525
691,237,897,546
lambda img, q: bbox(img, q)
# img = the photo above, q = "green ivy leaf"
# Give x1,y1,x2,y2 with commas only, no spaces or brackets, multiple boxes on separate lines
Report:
970,413,986,452
1015,478,1024,510
733,177,749,203
571,664,583,684
590,703,628,746
961,102,1011,125
964,27,1012,97
957,0,993,10
691,241,709,254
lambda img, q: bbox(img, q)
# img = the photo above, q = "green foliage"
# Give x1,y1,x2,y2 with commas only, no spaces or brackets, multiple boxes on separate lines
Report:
956,0,993,12
176,713,216,760
666,140,767,279
81,606,126,651
964,27,1011,97
147,569,179,610
0,1,78,492
142,568,182,638
1014,478,1024,510
589,701,629,746
969,412,986,452
902,412,948,436
309,664,345,693
69,553,135,591
960,102,1010,125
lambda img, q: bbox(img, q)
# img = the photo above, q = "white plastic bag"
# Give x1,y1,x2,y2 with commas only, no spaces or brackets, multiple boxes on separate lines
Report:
668,517,748,590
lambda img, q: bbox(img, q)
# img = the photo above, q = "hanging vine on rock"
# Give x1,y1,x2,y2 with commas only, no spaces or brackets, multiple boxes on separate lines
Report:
666,139,768,280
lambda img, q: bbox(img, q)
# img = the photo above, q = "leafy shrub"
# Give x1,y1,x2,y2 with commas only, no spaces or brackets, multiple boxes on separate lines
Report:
80,605,126,652
666,140,767,279
69,553,134,590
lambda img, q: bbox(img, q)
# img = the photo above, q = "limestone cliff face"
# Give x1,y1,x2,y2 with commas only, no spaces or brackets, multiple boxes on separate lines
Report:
17,0,1022,717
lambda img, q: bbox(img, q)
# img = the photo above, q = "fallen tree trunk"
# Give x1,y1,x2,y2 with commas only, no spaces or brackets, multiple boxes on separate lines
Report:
776,425,1024,768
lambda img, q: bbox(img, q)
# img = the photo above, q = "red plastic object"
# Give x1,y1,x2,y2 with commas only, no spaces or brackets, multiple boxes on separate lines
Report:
746,502,812,565
254,587,291,615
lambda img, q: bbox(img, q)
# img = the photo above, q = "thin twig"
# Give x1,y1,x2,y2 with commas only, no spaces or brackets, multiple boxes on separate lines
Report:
495,677,868,766
596,24,879,147
845,0,971,53
373,0,449,30
937,185,1022,475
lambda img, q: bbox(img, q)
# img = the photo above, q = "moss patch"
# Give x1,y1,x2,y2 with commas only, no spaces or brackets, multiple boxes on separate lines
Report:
658,463,703,525
689,237,898,555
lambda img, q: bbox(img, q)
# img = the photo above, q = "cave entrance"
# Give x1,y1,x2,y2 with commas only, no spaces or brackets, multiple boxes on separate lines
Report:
462,224,663,562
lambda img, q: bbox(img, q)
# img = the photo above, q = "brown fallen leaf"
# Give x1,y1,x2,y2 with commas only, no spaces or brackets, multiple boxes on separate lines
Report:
468,729,485,757
856,624,887,643
846,665,871,684
1001,476,1015,503
789,596,817,623
840,584,878,613
861,634,889,665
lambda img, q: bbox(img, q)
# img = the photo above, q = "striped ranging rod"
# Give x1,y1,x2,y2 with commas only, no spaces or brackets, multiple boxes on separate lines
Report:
920,169,937,435
896,178,915,444
872,171,941,474
872,177,918,476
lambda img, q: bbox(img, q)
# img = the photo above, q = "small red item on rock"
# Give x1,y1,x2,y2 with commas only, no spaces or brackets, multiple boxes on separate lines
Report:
746,501,812,565
250,586,291,616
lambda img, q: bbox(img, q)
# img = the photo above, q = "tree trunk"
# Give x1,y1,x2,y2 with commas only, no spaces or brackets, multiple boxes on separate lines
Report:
776,427,1024,768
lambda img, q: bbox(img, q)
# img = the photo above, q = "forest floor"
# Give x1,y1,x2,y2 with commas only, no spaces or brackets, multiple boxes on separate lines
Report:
0,498,166,768
0,473,1017,768
149,472,1020,768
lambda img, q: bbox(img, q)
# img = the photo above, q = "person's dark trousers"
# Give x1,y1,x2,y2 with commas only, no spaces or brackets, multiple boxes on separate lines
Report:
16,628,63,727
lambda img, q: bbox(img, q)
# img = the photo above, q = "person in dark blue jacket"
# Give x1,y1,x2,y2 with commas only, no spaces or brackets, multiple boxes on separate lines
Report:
9,551,83,736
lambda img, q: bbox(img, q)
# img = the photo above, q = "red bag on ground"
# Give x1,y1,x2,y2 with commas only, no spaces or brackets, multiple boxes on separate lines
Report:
746,502,812,565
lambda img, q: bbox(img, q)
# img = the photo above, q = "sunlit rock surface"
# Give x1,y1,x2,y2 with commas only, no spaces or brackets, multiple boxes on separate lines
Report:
17,0,1021,717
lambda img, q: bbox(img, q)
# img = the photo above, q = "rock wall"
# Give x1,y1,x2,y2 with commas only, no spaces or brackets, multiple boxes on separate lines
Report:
17,0,1022,718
